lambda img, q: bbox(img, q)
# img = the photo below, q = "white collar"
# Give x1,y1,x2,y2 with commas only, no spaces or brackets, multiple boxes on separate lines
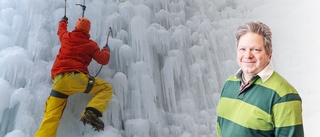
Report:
235,63,274,83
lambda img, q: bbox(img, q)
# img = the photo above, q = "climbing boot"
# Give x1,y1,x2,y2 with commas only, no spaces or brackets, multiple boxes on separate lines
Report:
80,109,104,132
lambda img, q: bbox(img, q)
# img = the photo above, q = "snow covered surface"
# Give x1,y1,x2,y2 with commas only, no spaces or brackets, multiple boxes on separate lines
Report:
0,0,319,137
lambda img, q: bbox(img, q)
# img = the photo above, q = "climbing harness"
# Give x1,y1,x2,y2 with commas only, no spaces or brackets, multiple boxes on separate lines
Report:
84,75,95,93
50,72,95,98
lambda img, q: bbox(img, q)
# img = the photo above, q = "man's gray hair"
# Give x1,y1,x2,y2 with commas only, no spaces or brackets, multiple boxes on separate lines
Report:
235,21,272,55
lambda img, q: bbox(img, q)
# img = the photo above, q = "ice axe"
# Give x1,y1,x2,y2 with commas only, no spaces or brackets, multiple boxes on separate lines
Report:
62,0,68,21
95,27,113,77
106,27,113,46
76,0,86,17
64,0,66,17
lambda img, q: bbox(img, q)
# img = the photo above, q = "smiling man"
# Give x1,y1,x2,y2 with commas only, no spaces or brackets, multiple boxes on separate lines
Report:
216,21,304,137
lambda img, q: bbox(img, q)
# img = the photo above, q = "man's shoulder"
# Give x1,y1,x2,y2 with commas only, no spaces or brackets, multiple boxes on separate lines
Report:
259,71,298,97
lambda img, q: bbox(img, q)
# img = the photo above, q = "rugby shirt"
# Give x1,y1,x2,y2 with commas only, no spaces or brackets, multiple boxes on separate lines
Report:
216,64,304,137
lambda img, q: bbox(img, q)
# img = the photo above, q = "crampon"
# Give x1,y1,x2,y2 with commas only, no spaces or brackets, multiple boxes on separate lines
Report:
80,110,104,132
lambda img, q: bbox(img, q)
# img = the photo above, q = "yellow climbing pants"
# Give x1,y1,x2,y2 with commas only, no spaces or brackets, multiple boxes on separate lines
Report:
34,72,112,137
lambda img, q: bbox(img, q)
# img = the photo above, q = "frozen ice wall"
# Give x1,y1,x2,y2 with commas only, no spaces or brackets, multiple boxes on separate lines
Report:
0,0,319,137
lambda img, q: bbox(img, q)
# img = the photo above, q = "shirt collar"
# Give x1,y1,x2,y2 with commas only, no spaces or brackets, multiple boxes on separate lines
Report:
235,63,274,83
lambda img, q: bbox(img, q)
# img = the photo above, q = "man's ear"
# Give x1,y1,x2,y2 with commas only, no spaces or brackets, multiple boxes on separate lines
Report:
269,50,273,59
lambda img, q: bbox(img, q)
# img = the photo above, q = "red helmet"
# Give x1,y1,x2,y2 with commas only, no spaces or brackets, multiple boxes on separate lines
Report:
75,17,91,32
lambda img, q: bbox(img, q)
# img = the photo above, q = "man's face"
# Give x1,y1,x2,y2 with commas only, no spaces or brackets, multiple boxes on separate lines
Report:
237,32,271,76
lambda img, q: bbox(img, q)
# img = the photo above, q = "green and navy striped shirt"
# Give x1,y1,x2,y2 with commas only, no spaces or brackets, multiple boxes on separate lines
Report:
216,64,304,137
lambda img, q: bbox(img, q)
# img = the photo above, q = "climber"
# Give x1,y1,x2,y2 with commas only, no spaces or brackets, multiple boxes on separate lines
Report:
34,16,112,137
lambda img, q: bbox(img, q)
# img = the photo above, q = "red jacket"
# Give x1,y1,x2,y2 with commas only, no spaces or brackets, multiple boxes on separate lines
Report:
51,20,110,78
